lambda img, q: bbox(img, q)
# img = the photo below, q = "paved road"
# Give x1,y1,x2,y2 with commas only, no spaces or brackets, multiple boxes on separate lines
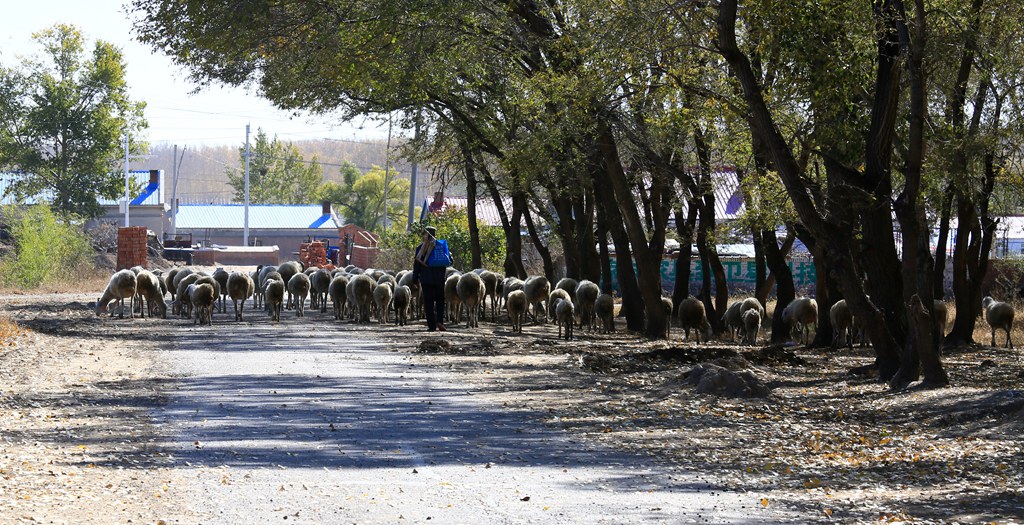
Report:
155,319,784,524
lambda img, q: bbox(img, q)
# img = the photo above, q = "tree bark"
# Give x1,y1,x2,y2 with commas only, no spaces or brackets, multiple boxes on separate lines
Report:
463,152,483,270
672,204,698,312
522,194,554,283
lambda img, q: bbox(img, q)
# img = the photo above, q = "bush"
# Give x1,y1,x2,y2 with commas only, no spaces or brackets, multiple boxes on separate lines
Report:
377,206,506,272
0,204,95,289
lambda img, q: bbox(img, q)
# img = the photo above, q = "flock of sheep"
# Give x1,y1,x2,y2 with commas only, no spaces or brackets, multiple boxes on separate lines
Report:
93,262,1017,348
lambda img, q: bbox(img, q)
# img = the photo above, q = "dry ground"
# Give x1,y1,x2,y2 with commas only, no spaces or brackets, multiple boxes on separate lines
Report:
1,288,1022,524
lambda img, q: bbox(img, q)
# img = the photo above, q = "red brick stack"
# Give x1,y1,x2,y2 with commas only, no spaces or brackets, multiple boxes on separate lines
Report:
117,226,148,270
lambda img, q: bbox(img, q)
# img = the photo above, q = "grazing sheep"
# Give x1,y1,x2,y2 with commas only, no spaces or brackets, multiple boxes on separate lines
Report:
190,282,216,325
678,297,712,343
96,269,138,319
555,277,579,303
169,268,194,306
723,297,765,342
255,265,278,309
134,270,164,319
227,272,255,321
265,279,285,322
479,270,500,322
661,296,673,338
329,275,349,320
830,299,854,350
555,298,575,341
164,268,180,303
574,280,600,331
398,271,421,320
174,273,201,317
524,276,551,324
548,289,572,322
983,296,1015,349
457,272,484,328
212,268,230,313
373,282,393,324
595,293,615,333
311,268,332,313
350,274,376,324
502,277,525,307
506,289,528,333
742,308,761,345
288,272,311,317
393,285,411,326
445,273,463,324
782,297,818,345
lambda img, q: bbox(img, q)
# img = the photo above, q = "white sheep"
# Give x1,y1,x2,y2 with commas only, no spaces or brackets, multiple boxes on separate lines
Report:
742,307,761,345
311,268,333,313
288,272,311,317
574,280,600,331
190,282,216,325
783,297,818,345
373,282,393,324
227,271,255,321
983,296,1015,349
134,269,165,319
830,299,854,350
393,285,412,326
457,272,484,328
265,279,285,322
524,276,551,324
548,289,572,323
506,289,528,333
555,298,575,341
96,269,138,319
329,275,349,320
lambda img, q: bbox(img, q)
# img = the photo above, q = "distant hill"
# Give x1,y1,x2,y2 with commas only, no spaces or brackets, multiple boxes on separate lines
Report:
134,138,422,204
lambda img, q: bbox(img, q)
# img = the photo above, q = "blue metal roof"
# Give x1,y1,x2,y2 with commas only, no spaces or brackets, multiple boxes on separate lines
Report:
0,170,164,207
175,204,341,230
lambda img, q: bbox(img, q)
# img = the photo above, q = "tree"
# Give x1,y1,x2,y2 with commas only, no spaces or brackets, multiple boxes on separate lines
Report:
319,164,409,232
0,24,146,218
226,128,323,204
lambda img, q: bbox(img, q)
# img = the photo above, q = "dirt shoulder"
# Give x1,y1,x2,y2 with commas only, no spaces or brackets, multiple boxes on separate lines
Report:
1,294,1022,524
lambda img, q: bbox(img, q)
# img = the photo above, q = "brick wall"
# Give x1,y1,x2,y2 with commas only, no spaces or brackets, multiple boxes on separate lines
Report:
117,226,148,270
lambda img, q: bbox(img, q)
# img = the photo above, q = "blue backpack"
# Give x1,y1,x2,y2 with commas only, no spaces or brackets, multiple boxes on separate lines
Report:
426,239,452,268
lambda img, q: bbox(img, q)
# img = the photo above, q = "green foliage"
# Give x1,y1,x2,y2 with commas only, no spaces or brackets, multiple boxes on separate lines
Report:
377,206,505,272
319,164,409,232
226,128,323,204
0,24,146,218
0,204,94,289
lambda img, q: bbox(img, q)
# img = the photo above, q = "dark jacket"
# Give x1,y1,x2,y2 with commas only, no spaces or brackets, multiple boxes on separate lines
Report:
413,242,448,287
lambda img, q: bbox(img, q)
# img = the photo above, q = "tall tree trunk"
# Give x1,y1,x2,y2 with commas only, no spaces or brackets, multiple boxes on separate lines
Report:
463,152,483,269
933,188,953,299
596,201,614,294
595,119,668,337
672,204,698,312
575,191,601,283
762,228,796,343
522,195,555,283
551,194,579,279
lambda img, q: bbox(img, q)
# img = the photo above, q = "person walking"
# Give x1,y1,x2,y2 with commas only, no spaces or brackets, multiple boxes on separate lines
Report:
413,226,450,331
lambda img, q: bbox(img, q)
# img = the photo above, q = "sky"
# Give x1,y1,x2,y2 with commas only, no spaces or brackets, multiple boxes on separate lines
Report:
0,1,393,148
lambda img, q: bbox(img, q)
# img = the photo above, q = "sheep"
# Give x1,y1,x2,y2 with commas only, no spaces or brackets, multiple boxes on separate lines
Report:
502,277,525,307
722,297,765,342
524,276,551,324
212,268,230,313
782,296,818,345
555,297,575,341
742,307,761,345
190,282,216,325
457,272,485,328
350,274,376,324
548,289,572,322
983,296,1015,349
677,297,712,343
445,273,463,324
329,275,349,320
661,296,673,338
277,261,303,309
574,280,600,331
169,267,193,307
398,271,421,320
265,279,285,322
933,299,948,339
830,299,854,350
163,268,180,304
479,270,500,322
506,289,528,333
174,273,201,317
555,277,579,304
311,268,332,313
255,265,278,309
393,285,411,326
287,272,311,317
135,270,165,319
227,272,255,321
373,282,393,324
595,293,615,333
96,269,138,319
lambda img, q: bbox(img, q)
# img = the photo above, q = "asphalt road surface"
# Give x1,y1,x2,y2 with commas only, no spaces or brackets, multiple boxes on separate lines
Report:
154,318,787,524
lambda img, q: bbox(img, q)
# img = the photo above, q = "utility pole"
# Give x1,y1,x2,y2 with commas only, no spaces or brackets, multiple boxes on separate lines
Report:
383,115,393,230
124,131,130,227
244,124,251,246
407,114,421,230
170,145,186,234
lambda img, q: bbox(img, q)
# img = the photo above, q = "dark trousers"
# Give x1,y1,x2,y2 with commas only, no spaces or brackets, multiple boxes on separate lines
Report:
422,283,446,330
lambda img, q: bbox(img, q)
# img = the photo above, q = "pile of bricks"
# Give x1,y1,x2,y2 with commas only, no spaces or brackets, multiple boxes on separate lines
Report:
117,226,148,270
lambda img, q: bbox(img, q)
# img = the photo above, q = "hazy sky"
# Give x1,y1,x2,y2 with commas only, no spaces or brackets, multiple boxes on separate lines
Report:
0,1,393,147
